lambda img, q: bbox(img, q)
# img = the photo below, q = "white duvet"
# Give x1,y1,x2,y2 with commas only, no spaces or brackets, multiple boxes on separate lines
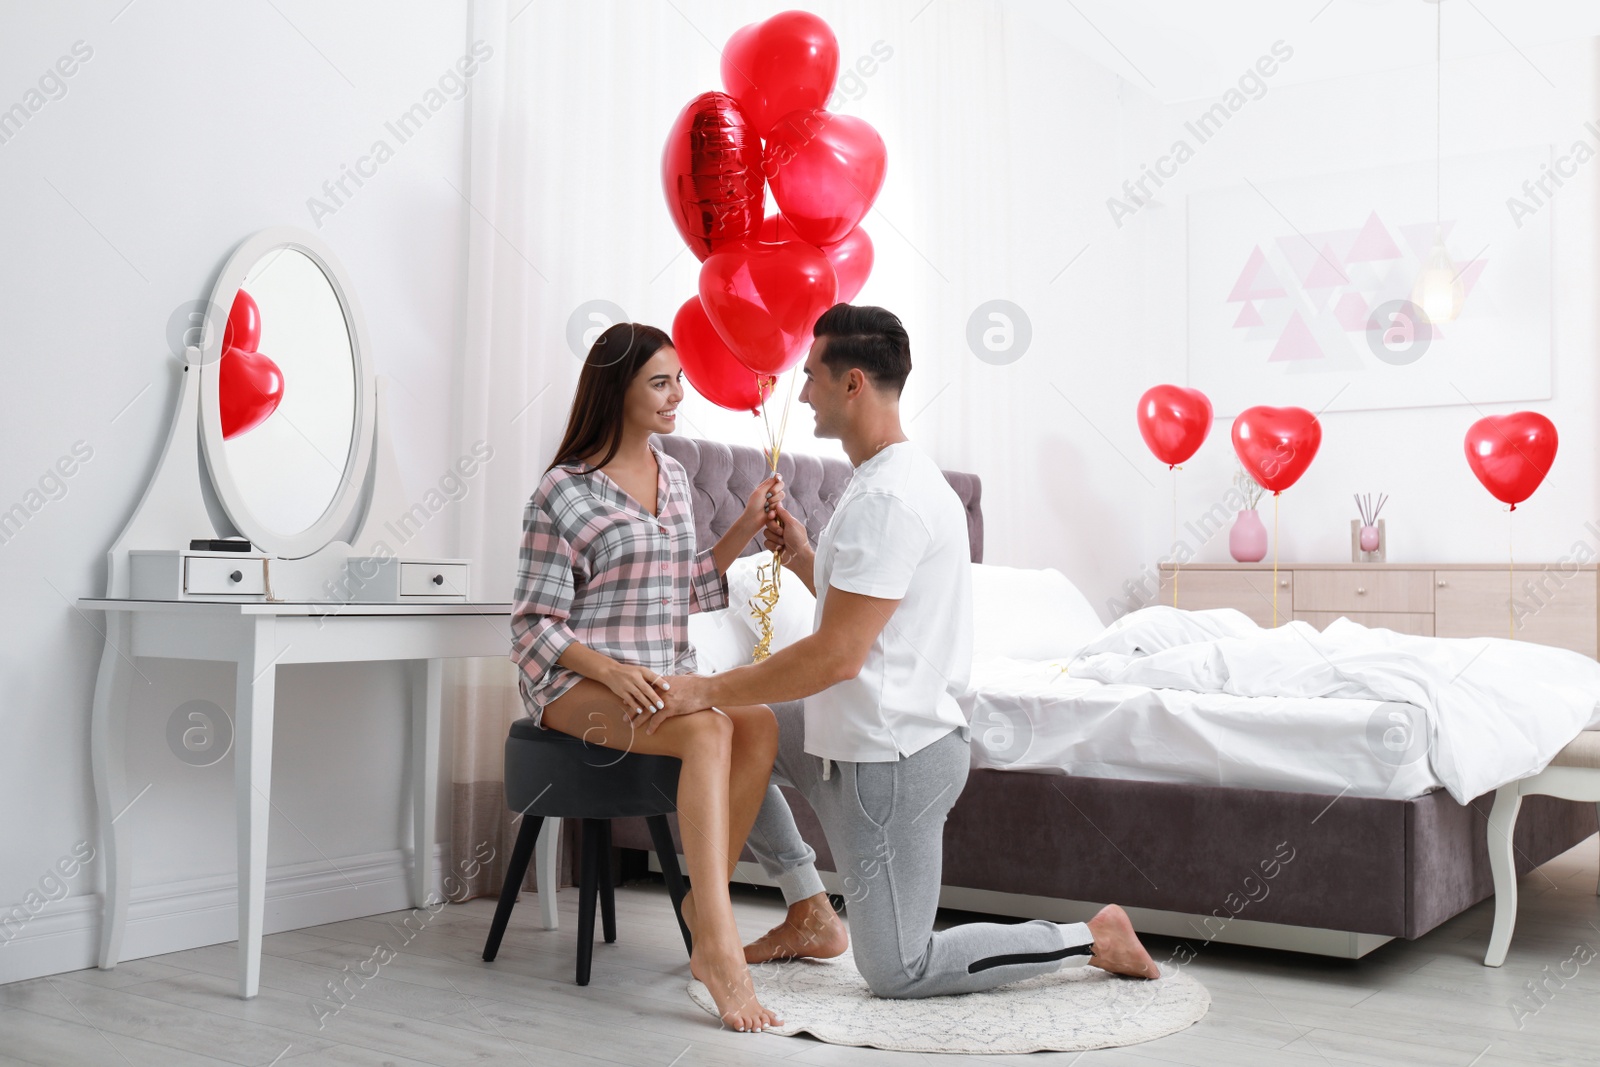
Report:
1067,607,1600,803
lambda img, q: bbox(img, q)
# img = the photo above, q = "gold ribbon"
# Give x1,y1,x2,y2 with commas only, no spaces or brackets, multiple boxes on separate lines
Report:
751,372,797,662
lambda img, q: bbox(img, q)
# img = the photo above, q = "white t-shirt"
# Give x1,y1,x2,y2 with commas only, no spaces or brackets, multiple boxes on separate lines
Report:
804,442,973,762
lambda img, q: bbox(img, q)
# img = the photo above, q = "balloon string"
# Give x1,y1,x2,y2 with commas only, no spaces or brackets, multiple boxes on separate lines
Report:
1508,507,1514,641
1272,492,1280,628
1171,467,1179,608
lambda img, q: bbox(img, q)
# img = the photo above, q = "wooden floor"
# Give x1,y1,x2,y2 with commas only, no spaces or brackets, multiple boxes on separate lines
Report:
3,840,1598,1066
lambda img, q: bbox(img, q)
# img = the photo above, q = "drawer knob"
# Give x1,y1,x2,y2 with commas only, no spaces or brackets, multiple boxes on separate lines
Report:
432,573,444,586
1437,579,1448,588
1279,579,1289,587
1356,586,1367,595
229,570,243,583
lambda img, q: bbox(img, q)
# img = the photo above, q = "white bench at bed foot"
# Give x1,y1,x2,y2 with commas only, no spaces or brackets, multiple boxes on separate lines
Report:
1484,731,1600,967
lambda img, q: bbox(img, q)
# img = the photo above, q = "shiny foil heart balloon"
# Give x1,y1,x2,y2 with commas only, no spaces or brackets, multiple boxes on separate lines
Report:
760,213,875,303
1464,412,1558,509
661,92,765,261
671,296,774,415
765,109,887,247
1137,385,1213,468
1231,406,1321,493
698,240,838,377
221,289,261,352
721,11,839,139
219,345,284,439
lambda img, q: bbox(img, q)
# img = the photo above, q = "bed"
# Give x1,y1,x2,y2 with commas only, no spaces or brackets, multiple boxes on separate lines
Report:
606,435,1599,958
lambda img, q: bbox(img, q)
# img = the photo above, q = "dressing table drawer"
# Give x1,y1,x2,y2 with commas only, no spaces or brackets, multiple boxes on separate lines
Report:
186,556,267,595
345,556,471,602
400,562,469,597
1292,569,1433,614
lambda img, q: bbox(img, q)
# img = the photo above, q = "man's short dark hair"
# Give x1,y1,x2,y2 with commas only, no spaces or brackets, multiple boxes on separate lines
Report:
812,303,911,395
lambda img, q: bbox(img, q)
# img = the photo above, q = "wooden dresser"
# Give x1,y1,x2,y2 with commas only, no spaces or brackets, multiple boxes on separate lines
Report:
1158,562,1599,658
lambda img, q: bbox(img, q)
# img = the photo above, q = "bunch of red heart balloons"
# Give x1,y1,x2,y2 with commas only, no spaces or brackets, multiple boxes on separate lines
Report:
1137,385,1559,510
662,10,886,414
218,290,285,440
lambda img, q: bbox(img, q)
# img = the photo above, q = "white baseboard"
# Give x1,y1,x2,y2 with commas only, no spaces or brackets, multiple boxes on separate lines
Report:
0,845,444,986
650,854,1393,961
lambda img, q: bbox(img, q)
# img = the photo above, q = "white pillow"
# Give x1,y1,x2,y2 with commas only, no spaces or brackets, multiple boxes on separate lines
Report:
687,609,755,674
970,563,1105,661
727,553,817,656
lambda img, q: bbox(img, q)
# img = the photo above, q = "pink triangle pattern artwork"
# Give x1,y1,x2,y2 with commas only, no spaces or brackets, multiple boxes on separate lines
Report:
1225,210,1484,366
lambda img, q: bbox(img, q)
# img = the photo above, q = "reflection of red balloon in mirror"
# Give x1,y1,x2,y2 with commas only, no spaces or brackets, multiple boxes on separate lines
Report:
222,289,261,352
1464,412,1558,510
1137,385,1213,468
661,92,766,261
1231,406,1321,493
760,213,873,303
721,11,839,139
220,345,284,440
671,297,773,415
699,240,837,377
765,109,887,247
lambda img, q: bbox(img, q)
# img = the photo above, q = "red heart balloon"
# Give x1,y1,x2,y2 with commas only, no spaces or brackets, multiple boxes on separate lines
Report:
219,345,284,440
661,92,765,261
721,11,839,139
1137,385,1213,468
765,109,886,247
1464,412,1558,510
671,296,774,415
1231,406,1321,494
698,240,838,377
759,213,874,303
222,289,261,353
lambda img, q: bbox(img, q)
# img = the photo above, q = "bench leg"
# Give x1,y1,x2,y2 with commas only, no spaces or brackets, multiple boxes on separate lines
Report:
537,817,561,930
1484,784,1524,967
483,814,543,962
599,821,617,944
646,814,692,957
576,818,602,985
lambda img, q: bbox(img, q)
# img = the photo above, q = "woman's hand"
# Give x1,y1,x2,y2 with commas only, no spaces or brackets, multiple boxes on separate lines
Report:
739,473,785,536
597,661,669,718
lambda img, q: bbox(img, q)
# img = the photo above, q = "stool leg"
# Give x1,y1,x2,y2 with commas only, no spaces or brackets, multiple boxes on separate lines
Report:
646,814,692,957
576,819,602,985
599,821,617,945
482,814,543,963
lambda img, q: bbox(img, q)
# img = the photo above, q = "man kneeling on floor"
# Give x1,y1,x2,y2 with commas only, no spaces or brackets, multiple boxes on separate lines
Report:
654,303,1160,998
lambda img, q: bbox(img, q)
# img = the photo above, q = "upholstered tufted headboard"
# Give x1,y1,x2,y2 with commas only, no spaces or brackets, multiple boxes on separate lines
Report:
654,435,983,563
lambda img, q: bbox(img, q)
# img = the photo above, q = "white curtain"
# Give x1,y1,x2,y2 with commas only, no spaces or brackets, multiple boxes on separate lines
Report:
444,0,1028,895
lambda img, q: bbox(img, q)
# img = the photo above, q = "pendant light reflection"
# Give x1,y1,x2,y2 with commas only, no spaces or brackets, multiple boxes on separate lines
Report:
1412,226,1464,324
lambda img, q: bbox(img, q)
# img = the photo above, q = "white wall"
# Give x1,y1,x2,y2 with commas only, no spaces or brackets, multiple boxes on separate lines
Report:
1126,36,1599,613
0,1,473,981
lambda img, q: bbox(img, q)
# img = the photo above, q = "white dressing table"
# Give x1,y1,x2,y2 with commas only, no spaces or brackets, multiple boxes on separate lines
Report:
80,228,513,998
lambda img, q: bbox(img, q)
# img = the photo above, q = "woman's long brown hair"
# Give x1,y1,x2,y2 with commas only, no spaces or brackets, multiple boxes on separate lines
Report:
547,322,674,473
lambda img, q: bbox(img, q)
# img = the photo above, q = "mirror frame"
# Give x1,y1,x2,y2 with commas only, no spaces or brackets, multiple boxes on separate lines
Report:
197,227,376,558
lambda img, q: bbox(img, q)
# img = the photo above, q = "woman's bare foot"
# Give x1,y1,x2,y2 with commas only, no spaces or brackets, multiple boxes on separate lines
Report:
1086,904,1161,979
691,939,784,1032
744,893,849,964
680,890,782,1032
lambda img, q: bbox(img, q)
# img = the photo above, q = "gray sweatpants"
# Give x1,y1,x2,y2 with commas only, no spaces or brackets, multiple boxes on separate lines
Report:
746,701,1094,999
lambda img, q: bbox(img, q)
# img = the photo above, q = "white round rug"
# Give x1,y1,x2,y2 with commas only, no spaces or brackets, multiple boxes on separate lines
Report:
688,949,1209,1054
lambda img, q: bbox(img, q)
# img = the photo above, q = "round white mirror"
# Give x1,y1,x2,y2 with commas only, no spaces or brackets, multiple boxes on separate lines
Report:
198,229,374,558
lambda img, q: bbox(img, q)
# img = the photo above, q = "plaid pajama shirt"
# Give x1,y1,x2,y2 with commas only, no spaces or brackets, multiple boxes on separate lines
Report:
511,445,730,725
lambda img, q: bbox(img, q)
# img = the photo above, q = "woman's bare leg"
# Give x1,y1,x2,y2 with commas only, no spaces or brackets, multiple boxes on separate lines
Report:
540,682,780,1032
679,705,778,947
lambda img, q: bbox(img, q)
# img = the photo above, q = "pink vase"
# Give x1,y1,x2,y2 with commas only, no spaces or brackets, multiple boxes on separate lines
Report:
1230,508,1268,562
1359,524,1379,552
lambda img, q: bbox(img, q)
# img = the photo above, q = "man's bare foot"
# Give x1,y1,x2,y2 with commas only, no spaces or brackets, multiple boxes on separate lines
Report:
1086,904,1161,979
744,892,849,964
690,940,784,1032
